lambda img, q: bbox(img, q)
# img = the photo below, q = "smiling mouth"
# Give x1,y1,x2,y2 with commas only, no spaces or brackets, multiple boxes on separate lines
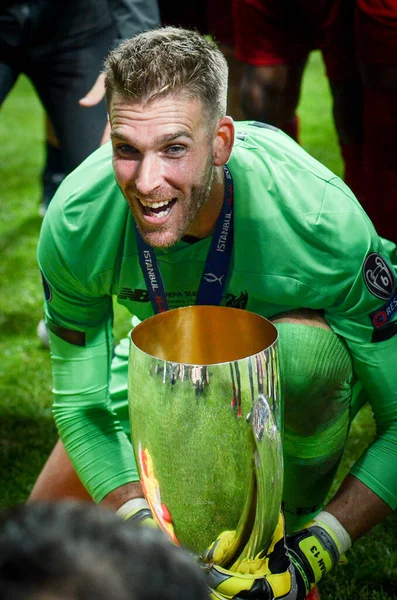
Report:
139,197,177,219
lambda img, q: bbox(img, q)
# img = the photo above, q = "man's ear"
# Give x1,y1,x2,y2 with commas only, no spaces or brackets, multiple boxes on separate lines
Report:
213,117,235,166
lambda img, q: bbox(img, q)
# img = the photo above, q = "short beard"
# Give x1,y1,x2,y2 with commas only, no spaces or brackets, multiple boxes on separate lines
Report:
185,156,215,231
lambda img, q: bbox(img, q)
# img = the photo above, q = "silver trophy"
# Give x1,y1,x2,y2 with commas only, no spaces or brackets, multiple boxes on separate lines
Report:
128,305,283,567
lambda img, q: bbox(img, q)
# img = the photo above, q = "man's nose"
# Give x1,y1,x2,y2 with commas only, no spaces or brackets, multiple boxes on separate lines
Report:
135,154,163,196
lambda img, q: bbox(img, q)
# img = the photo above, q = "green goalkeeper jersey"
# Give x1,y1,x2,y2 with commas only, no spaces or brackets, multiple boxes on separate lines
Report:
38,122,397,507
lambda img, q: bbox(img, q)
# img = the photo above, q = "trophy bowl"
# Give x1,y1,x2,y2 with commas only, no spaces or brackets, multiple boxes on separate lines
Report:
129,305,283,567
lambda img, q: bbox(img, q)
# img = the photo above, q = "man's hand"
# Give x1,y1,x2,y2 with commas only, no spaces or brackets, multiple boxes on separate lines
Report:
202,512,341,600
78,73,111,145
79,73,106,107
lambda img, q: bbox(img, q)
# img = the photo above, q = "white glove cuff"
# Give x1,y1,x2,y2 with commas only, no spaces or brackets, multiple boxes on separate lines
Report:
314,510,352,554
116,498,150,520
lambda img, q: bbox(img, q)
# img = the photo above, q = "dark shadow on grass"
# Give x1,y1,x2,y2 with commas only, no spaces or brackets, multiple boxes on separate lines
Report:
0,214,42,253
0,414,57,507
0,414,57,454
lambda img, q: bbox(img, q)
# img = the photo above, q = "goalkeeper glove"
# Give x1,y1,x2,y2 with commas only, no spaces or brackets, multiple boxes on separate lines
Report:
286,512,345,598
202,511,346,600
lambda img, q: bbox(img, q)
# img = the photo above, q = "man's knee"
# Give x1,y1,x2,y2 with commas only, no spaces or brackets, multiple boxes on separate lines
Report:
271,309,354,436
272,310,354,528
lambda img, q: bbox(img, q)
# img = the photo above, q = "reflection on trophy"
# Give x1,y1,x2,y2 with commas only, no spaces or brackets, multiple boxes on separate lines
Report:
129,305,283,568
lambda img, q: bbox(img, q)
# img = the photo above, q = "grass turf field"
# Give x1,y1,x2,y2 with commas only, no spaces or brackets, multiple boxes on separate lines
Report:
0,51,396,598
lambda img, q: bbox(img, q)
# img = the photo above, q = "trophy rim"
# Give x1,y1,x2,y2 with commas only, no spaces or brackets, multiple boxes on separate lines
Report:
130,305,278,366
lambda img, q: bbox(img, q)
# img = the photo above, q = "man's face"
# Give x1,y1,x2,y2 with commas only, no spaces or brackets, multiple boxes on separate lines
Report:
110,93,216,248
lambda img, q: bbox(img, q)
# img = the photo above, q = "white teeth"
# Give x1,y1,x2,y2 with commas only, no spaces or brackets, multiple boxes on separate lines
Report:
153,207,171,218
139,198,171,208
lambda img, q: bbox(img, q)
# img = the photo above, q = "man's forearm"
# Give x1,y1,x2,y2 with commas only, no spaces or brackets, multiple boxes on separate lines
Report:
325,474,392,542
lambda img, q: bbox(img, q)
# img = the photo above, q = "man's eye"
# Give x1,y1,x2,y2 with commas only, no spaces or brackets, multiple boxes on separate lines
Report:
116,145,139,157
165,145,185,156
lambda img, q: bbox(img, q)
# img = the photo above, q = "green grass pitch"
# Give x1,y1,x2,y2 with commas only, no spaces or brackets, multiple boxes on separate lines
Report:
0,52,396,598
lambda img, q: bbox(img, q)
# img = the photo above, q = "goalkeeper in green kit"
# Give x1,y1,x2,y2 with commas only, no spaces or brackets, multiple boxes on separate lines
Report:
31,26,397,600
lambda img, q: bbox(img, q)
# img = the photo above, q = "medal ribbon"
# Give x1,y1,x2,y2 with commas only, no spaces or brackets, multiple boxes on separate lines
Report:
136,165,234,314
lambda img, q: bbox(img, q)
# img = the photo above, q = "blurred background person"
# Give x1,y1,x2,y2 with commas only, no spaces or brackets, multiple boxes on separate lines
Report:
0,0,160,215
355,0,397,242
234,0,397,243
0,0,160,345
234,0,362,200
0,501,209,600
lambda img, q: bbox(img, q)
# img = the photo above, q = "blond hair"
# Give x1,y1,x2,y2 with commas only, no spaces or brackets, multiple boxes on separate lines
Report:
104,27,228,125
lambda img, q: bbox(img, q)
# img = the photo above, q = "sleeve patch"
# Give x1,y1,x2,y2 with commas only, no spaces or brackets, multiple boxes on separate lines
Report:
362,253,395,300
48,321,86,346
370,289,397,328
